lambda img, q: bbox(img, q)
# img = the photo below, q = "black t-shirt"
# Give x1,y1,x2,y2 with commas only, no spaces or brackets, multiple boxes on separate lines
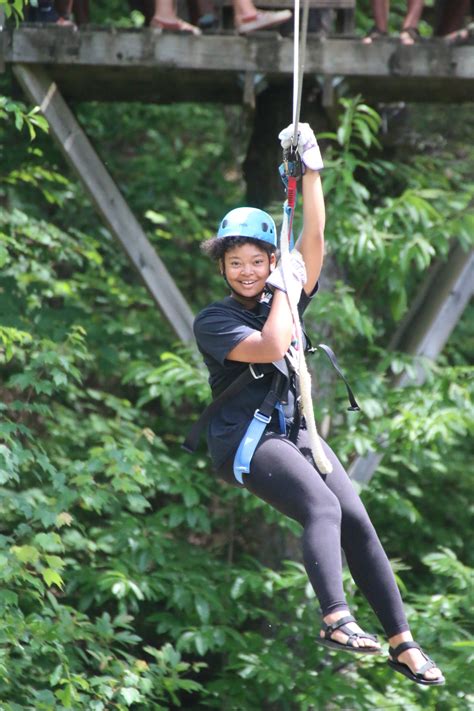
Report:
194,286,318,468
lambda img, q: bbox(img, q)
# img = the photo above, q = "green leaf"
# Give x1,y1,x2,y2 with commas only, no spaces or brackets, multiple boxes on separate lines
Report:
34,532,63,552
120,687,142,706
195,597,210,624
11,545,40,564
42,568,64,588
390,288,407,321
49,663,63,686
145,209,168,225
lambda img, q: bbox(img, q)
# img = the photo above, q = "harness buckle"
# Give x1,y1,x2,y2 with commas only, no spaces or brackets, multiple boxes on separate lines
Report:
249,364,264,380
253,409,272,425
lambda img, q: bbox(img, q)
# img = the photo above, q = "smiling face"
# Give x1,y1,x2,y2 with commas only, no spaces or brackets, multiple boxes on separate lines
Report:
221,242,275,303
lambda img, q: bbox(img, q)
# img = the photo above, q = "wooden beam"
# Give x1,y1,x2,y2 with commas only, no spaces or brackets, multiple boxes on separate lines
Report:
3,29,473,103
389,244,474,382
12,64,195,343
349,243,474,485
4,28,474,79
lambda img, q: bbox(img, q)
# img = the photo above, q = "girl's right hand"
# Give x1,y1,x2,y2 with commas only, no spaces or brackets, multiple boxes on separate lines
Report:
266,250,307,304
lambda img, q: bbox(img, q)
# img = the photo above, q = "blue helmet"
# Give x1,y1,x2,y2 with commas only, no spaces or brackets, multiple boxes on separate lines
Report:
217,207,277,247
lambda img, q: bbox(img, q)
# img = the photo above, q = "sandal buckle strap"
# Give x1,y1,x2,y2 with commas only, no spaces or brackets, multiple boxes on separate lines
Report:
323,614,355,635
417,659,436,676
389,641,421,658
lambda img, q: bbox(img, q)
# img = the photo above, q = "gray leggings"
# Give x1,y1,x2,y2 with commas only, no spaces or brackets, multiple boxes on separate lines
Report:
218,429,409,638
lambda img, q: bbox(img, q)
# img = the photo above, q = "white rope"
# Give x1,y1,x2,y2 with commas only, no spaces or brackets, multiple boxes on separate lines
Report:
292,0,300,139
280,0,332,474
292,0,310,147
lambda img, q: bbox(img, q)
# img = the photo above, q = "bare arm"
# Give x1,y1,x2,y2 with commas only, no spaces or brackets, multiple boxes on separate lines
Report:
226,171,324,364
226,289,293,363
294,168,325,294
227,151,324,364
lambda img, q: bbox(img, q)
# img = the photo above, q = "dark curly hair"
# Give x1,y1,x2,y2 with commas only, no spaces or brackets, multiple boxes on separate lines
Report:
200,236,277,261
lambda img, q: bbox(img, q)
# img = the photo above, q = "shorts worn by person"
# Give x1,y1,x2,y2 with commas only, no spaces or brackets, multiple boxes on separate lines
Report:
192,122,445,686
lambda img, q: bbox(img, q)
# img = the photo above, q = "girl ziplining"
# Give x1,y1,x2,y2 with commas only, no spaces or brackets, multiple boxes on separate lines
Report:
188,122,445,686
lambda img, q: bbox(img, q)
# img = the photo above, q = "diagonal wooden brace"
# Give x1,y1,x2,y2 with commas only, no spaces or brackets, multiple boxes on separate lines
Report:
349,243,474,484
13,63,195,343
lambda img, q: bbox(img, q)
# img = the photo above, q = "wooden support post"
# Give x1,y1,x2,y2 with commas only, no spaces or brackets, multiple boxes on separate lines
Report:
243,72,256,110
13,64,195,344
349,243,474,485
340,8,355,34
321,77,335,109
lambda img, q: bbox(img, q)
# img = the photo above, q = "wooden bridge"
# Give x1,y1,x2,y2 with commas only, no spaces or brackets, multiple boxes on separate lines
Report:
2,26,474,104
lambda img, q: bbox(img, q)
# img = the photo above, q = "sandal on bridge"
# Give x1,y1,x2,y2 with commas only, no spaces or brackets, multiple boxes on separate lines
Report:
361,26,387,44
317,615,381,655
388,641,445,686
150,16,202,35
399,27,420,45
443,27,472,45
236,10,292,35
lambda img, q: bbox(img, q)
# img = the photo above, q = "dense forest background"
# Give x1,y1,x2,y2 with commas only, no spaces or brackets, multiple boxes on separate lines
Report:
0,0,473,709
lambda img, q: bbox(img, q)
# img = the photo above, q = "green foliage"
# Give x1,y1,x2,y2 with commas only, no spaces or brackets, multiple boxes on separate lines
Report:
0,0,25,22
0,97,48,140
0,80,472,711
320,97,474,323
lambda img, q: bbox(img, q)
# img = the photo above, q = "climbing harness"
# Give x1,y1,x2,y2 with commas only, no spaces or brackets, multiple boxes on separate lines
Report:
183,345,359,483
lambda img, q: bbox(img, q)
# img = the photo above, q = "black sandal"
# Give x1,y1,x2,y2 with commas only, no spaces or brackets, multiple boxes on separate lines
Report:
443,27,471,46
362,25,388,44
317,615,381,655
388,641,445,686
399,27,421,44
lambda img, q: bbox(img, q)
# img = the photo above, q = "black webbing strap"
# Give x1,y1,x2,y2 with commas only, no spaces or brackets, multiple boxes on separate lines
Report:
256,371,285,418
314,343,360,411
182,363,275,453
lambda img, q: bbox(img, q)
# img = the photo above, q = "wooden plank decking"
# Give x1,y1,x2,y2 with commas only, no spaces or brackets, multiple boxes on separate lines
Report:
2,27,474,103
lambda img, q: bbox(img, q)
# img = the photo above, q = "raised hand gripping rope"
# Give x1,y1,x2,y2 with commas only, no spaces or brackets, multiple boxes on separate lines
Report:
280,0,333,475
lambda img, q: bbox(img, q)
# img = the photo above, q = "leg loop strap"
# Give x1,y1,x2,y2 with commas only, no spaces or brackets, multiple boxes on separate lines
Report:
233,410,272,484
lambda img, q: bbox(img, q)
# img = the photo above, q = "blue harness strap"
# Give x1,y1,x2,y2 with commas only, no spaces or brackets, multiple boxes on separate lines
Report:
232,345,360,484
233,410,273,484
233,373,286,484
